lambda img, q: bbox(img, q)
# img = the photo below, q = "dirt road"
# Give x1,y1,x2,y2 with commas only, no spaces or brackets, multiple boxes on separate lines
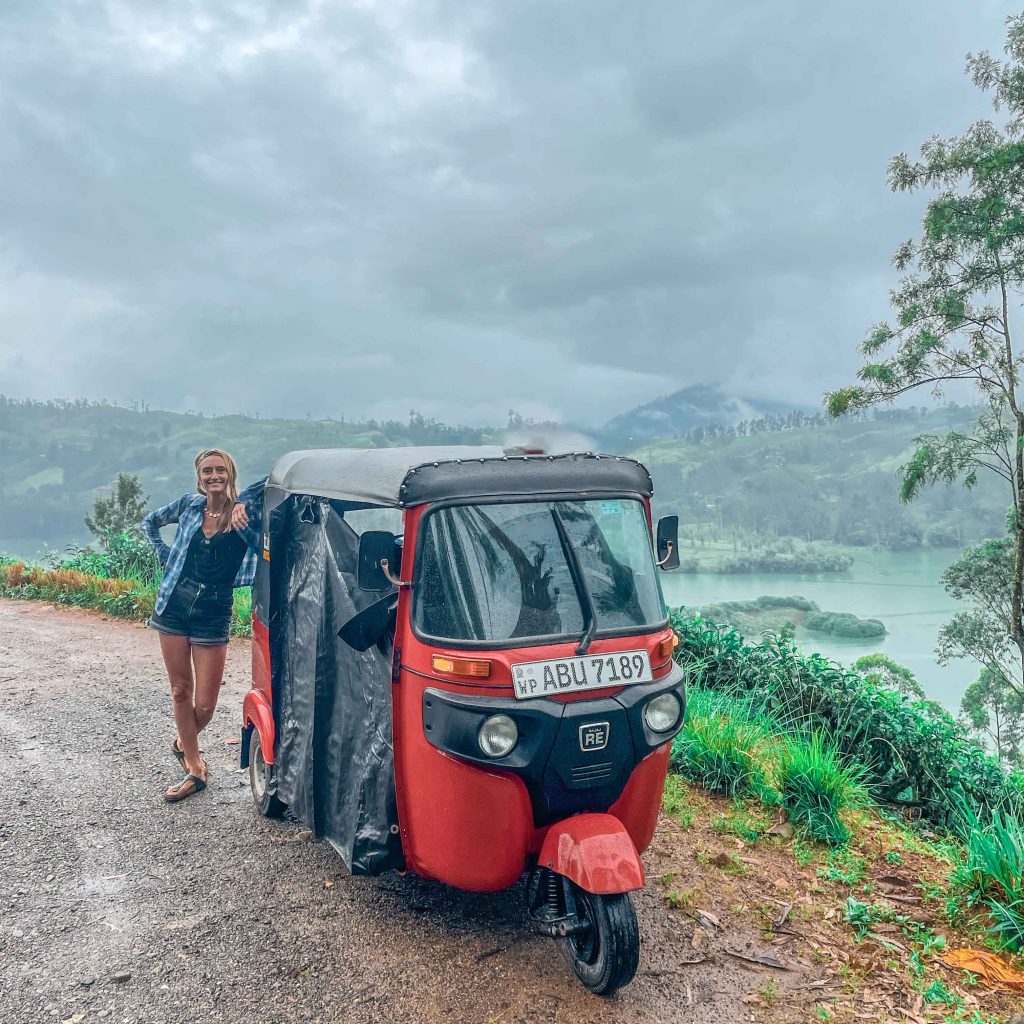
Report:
0,599,811,1024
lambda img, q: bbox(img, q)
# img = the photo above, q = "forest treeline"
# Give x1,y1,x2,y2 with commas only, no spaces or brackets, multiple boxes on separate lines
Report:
0,396,497,544
0,396,1004,552
640,403,1004,551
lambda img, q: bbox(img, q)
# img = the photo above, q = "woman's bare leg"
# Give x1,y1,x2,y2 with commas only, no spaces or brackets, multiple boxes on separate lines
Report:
159,633,205,778
192,643,227,734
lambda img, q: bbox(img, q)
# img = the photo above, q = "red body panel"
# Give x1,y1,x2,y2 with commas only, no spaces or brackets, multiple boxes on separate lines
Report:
252,615,272,695
609,744,671,855
243,686,275,763
245,616,275,761
538,813,644,894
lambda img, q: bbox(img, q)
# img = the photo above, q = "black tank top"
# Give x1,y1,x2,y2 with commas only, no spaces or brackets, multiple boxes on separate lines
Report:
181,527,247,585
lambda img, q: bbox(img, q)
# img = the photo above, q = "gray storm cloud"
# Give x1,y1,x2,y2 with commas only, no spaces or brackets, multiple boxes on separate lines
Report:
0,0,1013,424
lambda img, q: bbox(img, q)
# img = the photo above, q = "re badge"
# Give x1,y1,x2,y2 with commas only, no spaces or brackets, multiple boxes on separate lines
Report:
579,722,610,752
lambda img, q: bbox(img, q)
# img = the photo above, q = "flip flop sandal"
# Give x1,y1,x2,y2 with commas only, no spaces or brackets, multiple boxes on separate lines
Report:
171,739,186,770
164,774,207,803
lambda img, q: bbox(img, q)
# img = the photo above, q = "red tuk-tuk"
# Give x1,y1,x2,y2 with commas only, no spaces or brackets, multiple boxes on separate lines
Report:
241,448,683,995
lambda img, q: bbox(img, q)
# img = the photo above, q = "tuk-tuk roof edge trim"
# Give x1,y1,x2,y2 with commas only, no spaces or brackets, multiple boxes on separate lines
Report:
267,447,654,507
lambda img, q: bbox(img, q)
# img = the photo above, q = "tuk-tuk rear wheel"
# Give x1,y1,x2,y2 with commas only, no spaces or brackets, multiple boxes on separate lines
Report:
558,884,639,997
248,731,286,818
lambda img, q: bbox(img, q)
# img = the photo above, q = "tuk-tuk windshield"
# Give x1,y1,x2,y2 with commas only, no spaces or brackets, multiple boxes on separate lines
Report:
414,498,667,645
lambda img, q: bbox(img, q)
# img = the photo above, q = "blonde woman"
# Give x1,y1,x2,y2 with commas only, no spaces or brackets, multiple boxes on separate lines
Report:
141,449,265,803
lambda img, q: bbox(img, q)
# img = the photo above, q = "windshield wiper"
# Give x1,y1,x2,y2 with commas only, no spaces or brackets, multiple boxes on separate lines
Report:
551,506,598,656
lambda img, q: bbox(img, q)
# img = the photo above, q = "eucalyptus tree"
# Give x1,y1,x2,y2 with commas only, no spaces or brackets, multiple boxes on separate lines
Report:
828,14,1024,695
960,665,1024,764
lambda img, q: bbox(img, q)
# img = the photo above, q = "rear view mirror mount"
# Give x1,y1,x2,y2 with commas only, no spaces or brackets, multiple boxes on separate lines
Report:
358,531,401,591
655,515,680,571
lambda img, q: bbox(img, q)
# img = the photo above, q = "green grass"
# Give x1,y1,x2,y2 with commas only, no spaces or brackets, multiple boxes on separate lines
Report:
670,688,778,801
710,801,771,842
661,774,698,828
775,733,869,845
231,588,252,637
949,804,1024,951
670,609,1014,830
818,848,868,887
669,686,869,847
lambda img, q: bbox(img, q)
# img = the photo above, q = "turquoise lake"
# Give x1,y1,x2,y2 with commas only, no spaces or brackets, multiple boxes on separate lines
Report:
660,548,973,712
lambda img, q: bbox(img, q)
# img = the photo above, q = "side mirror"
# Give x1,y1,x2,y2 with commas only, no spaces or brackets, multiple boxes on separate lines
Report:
358,531,400,592
655,515,680,571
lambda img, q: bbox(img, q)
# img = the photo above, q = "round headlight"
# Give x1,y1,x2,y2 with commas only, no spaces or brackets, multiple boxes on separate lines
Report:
478,714,518,758
644,692,681,733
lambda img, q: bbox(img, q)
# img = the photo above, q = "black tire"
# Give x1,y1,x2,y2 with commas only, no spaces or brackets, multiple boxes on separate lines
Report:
558,885,640,996
248,731,286,818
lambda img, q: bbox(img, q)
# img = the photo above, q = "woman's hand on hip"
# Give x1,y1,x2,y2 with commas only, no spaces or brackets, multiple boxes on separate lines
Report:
231,503,249,531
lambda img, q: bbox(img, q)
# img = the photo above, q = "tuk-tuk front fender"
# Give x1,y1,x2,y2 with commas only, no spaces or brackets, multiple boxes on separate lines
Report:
538,813,644,895
242,689,275,767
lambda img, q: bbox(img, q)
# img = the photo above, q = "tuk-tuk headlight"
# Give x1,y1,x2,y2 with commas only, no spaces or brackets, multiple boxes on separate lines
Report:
478,715,518,758
644,692,681,733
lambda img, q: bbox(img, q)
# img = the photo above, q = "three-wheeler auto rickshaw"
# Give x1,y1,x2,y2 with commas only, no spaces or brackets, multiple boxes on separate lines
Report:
241,447,684,996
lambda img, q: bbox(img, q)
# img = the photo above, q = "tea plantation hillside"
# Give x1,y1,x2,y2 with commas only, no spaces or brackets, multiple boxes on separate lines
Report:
0,396,1006,556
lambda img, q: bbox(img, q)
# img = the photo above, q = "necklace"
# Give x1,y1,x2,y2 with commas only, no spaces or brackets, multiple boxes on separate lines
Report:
205,504,226,518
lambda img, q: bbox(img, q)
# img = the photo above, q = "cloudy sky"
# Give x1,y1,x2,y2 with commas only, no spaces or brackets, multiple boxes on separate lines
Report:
0,1,1014,426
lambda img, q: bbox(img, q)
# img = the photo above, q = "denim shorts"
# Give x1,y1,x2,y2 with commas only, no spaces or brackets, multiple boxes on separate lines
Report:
149,578,233,646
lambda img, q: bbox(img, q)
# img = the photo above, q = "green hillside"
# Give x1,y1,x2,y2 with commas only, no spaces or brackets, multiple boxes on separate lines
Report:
639,404,1004,552
0,397,1006,558
0,398,495,549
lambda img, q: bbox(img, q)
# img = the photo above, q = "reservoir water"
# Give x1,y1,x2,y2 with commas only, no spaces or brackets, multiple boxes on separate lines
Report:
660,548,974,712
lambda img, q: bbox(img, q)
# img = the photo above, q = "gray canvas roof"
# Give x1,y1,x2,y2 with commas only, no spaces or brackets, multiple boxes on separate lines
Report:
267,447,654,507
268,446,505,506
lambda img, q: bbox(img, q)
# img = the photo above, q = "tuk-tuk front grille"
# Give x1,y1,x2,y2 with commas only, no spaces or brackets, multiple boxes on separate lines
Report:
570,762,614,785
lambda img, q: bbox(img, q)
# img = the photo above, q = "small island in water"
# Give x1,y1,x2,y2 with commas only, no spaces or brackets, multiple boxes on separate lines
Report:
693,595,886,641
673,538,854,575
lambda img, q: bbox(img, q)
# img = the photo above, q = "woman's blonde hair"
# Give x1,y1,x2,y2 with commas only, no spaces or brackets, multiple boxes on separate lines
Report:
194,448,238,533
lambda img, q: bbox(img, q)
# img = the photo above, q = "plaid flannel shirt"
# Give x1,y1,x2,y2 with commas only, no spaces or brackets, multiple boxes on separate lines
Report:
141,477,267,615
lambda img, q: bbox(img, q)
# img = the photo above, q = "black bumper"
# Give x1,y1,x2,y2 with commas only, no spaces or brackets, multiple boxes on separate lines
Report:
422,665,685,825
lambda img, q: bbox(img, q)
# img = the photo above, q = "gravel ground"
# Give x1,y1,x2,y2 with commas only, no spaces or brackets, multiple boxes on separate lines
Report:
0,598,810,1024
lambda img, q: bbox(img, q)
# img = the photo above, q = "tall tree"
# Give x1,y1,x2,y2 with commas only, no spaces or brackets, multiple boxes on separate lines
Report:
84,472,149,546
960,665,1024,764
851,653,925,699
827,14,1024,695
936,537,1021,694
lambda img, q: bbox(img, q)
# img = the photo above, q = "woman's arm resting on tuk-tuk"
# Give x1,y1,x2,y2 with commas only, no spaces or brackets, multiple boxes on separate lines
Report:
141,495,190,567
230,476,269,550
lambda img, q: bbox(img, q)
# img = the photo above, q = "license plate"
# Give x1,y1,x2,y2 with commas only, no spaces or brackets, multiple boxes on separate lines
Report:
512,649,653,700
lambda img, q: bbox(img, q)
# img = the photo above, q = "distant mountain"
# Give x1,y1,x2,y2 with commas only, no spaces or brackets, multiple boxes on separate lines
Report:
601,385,809,444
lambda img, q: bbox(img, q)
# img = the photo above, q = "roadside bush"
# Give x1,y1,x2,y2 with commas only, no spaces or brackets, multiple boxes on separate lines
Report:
670,608,1011,827
671,686,869,845
59,531,159,586
1,549,246,634
101,531,160,585
0,558,156,622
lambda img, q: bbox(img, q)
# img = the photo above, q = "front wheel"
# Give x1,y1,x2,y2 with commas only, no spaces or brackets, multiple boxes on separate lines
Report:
248,731,286,818
558,884,639,996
